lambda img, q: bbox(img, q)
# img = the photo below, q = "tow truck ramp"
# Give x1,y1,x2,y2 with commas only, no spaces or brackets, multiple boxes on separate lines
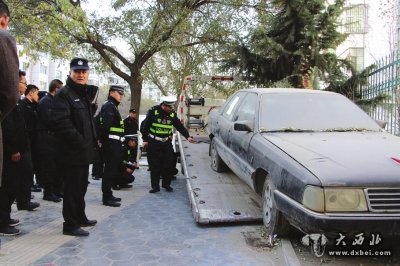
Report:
177,133,262,224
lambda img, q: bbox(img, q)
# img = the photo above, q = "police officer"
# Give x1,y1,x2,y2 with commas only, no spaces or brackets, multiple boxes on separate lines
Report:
50,57,99,236
124,108,138,135
36,79,63,202
141,97,196,193
114,134,138,189
98,85,125,207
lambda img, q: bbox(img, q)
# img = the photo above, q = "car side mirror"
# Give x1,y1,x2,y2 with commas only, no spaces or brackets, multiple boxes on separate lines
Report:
234,120,254,132
375,120,387,129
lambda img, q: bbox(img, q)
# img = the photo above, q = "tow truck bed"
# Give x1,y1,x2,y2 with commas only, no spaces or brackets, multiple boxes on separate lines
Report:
178,133,262,224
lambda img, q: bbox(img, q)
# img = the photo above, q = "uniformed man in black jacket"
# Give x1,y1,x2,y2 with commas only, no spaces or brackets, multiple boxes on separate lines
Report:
124,108,138,135
36,79,63,202
50,58,99,237
98,85,125,207
141,97,196,193
19,84,41,193
0,70,39,236
123,108,138,163
113,134,138,189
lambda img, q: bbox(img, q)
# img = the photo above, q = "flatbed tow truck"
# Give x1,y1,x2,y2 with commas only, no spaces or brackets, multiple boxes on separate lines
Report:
176,75,263,224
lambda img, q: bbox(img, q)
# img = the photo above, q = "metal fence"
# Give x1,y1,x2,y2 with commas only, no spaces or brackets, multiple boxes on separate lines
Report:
362,51,400,136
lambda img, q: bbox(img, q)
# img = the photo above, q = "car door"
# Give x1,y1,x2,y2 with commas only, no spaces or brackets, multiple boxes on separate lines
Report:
229,92,258,185
216,91,246,165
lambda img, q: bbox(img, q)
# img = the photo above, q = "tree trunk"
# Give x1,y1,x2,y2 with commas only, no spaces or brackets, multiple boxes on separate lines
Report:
127,76,143,113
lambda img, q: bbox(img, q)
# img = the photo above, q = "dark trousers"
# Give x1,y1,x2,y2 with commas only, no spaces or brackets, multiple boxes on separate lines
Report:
102,140,124,200
37,132,63,195
0,156,19,226
16,150,34,206
92,158,104,178
147,140,175,189
61,164,89,229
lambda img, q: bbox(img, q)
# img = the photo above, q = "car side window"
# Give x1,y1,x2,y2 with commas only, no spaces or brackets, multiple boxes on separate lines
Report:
234,93,258,122
221,92,245,121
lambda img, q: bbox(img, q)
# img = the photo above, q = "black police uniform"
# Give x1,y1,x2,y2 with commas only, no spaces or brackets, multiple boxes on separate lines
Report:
50,73,100,234
19,97,41,189
0,101,37,213
123,110,138,161
114,135,138,188
98,89,125,207
141,104,190,192
36,93,63,201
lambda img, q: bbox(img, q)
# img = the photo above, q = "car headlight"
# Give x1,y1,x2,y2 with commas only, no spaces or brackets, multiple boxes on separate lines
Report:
302,186,368,212
325,188,368,212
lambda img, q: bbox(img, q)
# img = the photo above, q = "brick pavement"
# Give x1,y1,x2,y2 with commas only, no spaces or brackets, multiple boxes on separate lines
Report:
0,167,293,266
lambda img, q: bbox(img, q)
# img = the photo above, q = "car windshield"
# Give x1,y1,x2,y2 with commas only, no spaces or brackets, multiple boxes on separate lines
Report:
259,92,382,132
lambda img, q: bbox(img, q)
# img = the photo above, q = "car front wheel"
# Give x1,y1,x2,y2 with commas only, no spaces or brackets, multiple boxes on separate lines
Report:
210,138,228,172
262,177,291,237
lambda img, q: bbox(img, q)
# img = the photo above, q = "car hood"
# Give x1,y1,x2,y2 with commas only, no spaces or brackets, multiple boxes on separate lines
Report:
263,132,400,187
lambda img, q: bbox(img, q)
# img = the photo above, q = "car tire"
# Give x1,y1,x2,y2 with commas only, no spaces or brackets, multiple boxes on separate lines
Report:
262,177,291,237
210,138,228,172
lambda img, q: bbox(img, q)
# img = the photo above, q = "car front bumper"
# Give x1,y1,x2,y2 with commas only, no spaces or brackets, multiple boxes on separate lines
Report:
274,190,400,237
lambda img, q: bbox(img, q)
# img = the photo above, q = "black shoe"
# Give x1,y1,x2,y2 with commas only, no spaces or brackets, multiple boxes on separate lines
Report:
119,184,133,189
0,225,20,236
162,186,173,192
43,193,62,203
149,188,160,193
92,176,100,180
81,219,97,227
31,185,42,192
110,195,121,202
17,202,40,211
9,218,20,227
103,200,121,207
54,193,63,198
112,185,120,190
63,227,89,237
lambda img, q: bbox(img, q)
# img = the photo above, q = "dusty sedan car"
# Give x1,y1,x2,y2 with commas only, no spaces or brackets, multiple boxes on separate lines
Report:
208,88,400,238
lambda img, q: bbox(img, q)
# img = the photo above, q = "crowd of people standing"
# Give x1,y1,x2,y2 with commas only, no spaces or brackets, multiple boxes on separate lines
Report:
1,0,196,238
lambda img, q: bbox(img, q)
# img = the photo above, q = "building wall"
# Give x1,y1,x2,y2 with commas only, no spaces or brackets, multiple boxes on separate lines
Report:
336,0,398,70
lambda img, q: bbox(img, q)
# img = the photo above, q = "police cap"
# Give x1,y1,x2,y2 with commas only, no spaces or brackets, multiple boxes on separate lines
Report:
160,96,176,107
109,85,125,95
129,108,136,113
70,57,89,71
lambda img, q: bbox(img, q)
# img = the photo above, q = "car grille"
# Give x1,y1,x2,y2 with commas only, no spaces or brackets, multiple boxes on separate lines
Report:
365,188,400,212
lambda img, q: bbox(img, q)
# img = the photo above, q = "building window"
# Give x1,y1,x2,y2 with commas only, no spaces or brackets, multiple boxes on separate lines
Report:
342,4,367,34
56,70,62,80
40,64,47,75
347,47,364,71
40,81,47,91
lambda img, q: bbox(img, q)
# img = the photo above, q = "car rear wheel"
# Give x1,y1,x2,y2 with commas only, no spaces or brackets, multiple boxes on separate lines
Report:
262,177,291,237
210,138,228,172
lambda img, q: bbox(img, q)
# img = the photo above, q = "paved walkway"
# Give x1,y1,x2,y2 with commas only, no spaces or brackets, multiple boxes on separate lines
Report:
0,166,293,266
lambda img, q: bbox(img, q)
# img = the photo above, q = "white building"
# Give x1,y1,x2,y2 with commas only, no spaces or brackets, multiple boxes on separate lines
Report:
336,0,398,71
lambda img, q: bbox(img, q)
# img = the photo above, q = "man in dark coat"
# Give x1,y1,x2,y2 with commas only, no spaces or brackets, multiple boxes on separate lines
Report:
141,97,196,193
0,0,19,186
36,79,63,202
50,58,99,236
0,70,40,236
98,86,126,207
19,84,41,192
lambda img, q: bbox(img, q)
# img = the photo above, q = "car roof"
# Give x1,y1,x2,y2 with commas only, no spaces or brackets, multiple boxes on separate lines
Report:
238,88,337,95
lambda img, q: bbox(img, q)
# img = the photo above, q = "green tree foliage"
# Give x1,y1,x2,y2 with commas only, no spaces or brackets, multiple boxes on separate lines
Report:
7,0,244,111
219,0,348,88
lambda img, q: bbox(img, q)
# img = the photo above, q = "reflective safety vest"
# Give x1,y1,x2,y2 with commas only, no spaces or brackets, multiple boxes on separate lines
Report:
97,100,124,137
149,109,175,138
109,119,124,135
